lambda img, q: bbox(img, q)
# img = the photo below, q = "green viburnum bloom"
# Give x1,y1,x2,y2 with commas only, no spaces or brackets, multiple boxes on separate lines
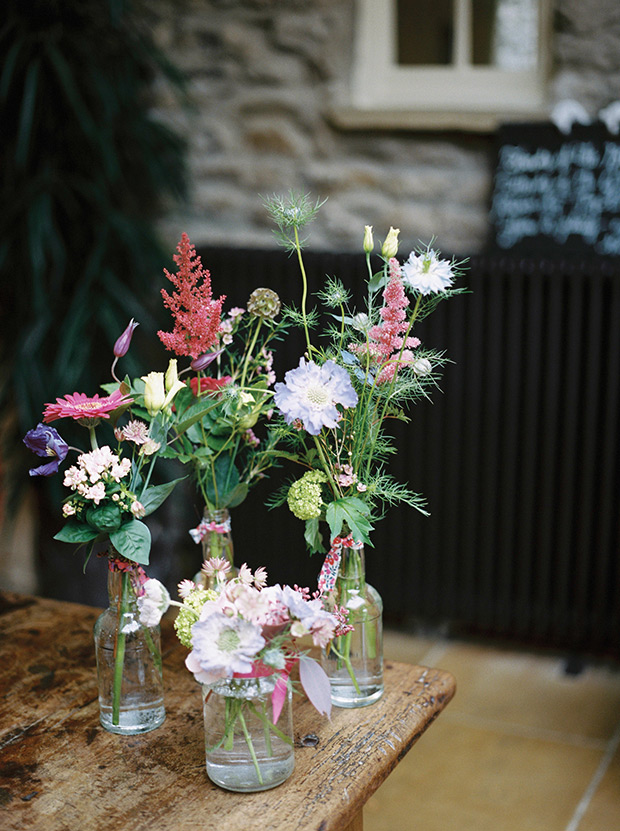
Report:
174,588,216,648
287,470,328,520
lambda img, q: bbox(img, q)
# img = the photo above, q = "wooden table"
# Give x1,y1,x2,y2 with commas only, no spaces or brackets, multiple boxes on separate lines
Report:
0,592,455,831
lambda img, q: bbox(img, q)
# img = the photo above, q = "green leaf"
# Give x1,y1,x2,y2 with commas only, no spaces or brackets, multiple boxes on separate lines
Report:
225,483,249,509
368,269,388,293
205,453,240,507
140,476,186,516
325,498,374,547
54,521,100,544
110,520,151,565
175,399,219,435
304,517,324,554
85,504,123,534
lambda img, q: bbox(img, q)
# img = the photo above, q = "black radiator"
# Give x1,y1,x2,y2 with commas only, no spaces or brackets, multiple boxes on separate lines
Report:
191,248,620,657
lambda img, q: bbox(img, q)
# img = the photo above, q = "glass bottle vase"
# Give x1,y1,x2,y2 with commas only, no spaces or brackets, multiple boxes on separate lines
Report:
201,674,295,792
93,560,165,734
321,543,384,708
193,507,236,590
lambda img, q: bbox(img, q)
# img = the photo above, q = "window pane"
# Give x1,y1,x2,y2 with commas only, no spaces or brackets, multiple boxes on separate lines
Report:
397,0,454,66
473,0,539,69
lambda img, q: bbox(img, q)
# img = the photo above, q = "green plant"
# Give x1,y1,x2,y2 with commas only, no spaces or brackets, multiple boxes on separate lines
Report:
0,0,187,483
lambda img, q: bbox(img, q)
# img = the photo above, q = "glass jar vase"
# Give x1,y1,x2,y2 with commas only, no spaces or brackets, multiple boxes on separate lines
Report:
192,507,236,590
201,673,294,792
93,559,165,734
320,540,384,708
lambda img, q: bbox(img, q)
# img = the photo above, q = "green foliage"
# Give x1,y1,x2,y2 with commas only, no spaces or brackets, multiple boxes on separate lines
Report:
1,0,187,472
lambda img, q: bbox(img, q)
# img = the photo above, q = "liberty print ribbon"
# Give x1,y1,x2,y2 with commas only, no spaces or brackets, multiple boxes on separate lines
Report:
317,533,363,593
189,517,232,544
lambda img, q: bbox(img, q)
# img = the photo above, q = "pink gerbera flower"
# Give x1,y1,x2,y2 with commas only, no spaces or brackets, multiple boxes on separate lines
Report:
43,390,133,424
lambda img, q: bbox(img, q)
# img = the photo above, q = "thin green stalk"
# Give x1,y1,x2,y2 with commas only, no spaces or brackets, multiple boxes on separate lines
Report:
88,425,98,450
112,572,129,725
240,317,263,389
238,708,263,785
294,226,313,356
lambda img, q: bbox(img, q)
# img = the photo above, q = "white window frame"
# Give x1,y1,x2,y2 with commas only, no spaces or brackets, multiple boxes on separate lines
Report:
333,0,552,131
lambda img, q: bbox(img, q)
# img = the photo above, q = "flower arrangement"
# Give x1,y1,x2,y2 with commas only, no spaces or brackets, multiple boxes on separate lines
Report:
139,560,350,785
260,193,465,705
154,234,288,550
22,317,218,731
264,193,464,560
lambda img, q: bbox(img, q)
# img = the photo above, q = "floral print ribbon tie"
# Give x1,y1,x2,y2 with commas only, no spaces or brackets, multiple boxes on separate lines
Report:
233,657,298,724
317,533,364,593
189,517,232,544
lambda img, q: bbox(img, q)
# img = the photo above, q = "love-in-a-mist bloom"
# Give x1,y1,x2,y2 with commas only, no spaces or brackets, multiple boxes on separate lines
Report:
43,389,132,424
23,423,69,476
401,249,455,295
274,358,358,435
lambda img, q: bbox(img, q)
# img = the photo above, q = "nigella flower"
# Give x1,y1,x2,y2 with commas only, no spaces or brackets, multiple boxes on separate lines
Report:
185,613,266,685
401,249,455,295
274,358,358,435
23,423,68,477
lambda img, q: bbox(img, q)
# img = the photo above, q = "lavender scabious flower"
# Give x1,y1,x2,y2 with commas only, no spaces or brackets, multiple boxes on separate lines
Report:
274,357,358,435
23,423,69,476
113,319,139,358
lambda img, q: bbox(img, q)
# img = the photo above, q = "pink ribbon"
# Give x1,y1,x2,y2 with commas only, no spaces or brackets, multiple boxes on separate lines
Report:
189,517,231,544
233,658,298,724
317,533,363,593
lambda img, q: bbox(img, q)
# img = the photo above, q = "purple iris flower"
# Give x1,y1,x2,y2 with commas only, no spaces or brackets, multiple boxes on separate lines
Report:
23,423,69,477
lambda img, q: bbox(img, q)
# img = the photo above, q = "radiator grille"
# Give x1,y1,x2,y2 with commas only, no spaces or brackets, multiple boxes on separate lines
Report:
198,248,620,657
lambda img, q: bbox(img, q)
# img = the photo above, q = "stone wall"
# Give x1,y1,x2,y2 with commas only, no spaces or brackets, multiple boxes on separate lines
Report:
148,0,620,256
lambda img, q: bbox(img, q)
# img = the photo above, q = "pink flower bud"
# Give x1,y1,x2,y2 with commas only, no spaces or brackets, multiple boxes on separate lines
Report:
113,319,139,358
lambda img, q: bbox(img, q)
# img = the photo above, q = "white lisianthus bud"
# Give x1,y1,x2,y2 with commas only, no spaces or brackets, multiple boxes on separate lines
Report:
413,358,433,376
363,225,374,254
141,372,166,415
381,226,400,258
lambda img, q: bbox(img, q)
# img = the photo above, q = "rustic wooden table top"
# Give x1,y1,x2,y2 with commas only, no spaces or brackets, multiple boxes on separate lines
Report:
0,591,455,831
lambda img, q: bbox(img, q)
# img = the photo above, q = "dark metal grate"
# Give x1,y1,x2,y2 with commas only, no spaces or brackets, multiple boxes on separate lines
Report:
198,247,620,657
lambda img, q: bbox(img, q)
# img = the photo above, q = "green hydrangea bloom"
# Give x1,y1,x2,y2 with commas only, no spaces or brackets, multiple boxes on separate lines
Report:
287,470,328,520
174,587,215,648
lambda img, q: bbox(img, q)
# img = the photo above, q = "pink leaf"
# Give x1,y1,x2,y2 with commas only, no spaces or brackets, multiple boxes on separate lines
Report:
299,654,332,719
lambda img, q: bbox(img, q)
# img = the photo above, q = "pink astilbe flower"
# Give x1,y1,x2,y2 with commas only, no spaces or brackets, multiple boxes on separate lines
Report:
351,259,420,384
158,233,226,359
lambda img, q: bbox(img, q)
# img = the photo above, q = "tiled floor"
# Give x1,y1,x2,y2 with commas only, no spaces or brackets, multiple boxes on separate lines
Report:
365,630,620,831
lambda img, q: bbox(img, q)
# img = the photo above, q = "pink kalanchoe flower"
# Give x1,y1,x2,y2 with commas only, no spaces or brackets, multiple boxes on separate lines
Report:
43,389,133,424
158,233,226,360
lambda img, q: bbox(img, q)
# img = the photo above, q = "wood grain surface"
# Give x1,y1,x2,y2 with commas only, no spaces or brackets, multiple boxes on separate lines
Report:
0,592,455,831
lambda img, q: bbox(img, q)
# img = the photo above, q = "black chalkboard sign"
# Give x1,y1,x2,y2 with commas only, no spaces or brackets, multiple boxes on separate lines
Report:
489,122,620,257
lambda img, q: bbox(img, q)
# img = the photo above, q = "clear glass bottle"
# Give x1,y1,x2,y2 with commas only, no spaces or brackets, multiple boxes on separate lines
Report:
193,507,236,590
321,543,384,708
93,563,165,734
202,674,294,792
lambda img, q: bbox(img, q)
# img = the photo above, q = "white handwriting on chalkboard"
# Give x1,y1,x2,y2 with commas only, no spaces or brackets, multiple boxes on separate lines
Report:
492,140,620,254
